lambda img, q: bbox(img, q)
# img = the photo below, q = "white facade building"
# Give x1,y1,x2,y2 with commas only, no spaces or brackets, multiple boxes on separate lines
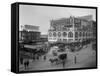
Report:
48,15,94,43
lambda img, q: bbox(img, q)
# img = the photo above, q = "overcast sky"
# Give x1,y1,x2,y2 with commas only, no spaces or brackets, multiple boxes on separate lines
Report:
19,5,96,34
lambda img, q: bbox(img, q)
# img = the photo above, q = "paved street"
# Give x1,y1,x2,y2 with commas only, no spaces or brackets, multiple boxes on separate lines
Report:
19,43,96,71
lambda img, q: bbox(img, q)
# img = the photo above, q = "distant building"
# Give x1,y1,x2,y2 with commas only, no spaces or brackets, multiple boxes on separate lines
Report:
48,15,95,43
20,25,40,42
40,34,48,42
23,25,39,31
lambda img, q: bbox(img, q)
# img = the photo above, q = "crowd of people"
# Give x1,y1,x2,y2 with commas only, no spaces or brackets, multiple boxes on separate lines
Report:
19,54,47,70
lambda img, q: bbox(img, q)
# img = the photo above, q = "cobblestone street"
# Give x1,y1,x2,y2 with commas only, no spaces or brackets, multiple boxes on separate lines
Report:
19,43,96,71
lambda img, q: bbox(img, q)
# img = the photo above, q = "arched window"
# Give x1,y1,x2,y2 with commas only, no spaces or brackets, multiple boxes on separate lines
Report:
79,32,82,37
58,32,61,37
75,32,78,38
68,32,73,37
53,32,56,37
63,32,67,37
49,32,52,37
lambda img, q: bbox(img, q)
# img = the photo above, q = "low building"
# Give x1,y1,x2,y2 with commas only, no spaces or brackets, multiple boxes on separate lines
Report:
20,25,40,42
40,34,48,42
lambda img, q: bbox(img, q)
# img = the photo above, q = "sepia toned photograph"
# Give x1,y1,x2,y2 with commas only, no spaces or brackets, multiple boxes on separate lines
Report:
18,4,97,72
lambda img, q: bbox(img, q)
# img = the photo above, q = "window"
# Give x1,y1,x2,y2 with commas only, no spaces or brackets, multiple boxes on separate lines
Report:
63,39,67,41
68,32,73,38
49,32,52,37
75,38,78,40
53,32,56,37
83,32,85,37
63,32,67,37
88,32,91,36
75,32,78,38
68,39,73,41
86,32,88,37
58,32,61,37
49,38,52,40
79,32,82,37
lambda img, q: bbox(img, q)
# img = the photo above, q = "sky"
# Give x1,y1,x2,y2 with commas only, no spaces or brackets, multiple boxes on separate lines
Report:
19,5,96,34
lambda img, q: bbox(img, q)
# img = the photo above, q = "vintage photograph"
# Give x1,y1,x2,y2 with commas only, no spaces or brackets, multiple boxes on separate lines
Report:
19,4,97,72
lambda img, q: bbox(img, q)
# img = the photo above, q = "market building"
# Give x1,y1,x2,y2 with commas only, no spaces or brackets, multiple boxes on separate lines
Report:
48,15,95,43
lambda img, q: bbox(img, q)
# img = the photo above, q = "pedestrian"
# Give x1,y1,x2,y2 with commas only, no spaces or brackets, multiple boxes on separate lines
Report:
20,57,23,64
24,59,29,70
26,60,29,68
24,61,27,70
74,55,77,64
62,60,66,68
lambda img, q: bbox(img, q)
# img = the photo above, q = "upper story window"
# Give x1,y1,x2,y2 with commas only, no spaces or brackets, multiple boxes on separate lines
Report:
63,32,67,37
68,32,73,38
49,32,52,37
53,32,57,37
58,32,61,37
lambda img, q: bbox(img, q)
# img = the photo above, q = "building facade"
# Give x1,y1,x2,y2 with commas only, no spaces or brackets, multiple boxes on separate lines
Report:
40,34,48,42
48,15,94,43
20,25,40,42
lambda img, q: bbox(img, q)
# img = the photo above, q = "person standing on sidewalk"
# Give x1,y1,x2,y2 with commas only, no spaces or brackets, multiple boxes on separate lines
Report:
74,53,78,64
62,59,66,68
74,55,77,64
20,57,23,64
